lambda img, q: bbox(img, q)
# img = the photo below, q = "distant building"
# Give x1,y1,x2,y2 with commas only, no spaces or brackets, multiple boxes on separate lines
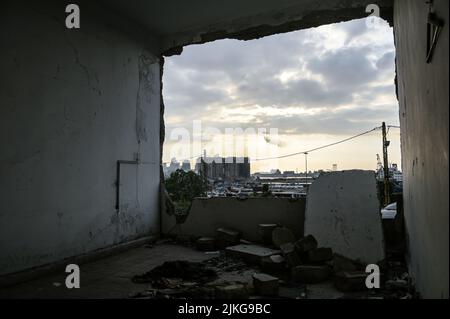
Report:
377,163,403,183
163,158,180,177
332,164,338,171
181,160,191,172
196,156,250,181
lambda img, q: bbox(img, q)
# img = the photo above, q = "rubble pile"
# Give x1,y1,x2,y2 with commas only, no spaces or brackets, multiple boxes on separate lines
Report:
130,225,415,299
132,260,218,285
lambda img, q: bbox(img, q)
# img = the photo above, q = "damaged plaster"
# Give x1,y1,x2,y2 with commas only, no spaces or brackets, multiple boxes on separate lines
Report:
304,170,385,264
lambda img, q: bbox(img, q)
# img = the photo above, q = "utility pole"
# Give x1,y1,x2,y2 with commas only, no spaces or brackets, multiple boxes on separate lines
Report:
382,122,390,205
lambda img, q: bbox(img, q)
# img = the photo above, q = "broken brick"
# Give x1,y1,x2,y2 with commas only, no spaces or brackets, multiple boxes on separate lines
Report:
332,253,363,273
216,227,241,248
196,237,216,251
334,271,368,292
261,254,286,273
280,242,302,267
294,235,318,255
385,279,409,291
215,284,249,299
252,273,279,296
258,224,278,245
291,265,332,283
307,247,333,263
272,226,296,248
225,244,280,265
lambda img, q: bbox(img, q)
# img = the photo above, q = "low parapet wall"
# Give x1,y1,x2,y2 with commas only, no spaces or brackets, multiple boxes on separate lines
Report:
162,197,305,242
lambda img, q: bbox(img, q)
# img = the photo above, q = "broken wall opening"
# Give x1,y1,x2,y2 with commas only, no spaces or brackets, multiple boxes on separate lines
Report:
160,16,401,245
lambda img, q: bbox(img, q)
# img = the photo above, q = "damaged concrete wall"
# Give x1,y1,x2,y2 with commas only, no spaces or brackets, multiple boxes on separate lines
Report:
102,0,393,55
0,1,161,275
394,0,449,298
162,198,305,242
304,170,385,264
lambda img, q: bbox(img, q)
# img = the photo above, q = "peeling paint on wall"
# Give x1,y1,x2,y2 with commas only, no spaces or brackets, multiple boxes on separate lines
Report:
136,54,158,143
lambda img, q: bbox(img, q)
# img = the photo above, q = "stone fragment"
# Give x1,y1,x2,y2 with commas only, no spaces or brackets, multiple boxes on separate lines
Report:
261,254,286,273
258,224,278,245
215,284,249,299
196,237,215,251
294,235,318,254
334,271,368,292
291,265,332,283
272,226,296,248
252,273,279,296
280,242,302,267
225,244,280,265
385,279,409,290
307,247,333,263
304,171,385,263
216,227,241,248
332,253,363,273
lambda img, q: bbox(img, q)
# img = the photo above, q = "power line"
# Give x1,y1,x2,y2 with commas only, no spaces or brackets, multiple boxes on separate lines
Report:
386,125,400,135
163,124,399,164
253,126,382,162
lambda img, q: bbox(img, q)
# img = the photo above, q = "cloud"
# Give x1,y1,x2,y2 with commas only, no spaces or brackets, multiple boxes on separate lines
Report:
307,46,378,89
163,18,398,138
376,51,395,70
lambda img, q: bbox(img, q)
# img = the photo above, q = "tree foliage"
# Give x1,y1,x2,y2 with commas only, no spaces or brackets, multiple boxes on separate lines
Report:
165,169,207,202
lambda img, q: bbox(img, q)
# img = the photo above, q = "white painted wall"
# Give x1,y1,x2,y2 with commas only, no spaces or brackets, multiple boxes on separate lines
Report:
0,2,161,275
305,170,385,264
394,0,449,298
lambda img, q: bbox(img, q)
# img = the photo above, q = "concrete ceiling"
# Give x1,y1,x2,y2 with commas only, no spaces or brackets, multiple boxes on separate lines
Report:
104,0,304,36
102,0,393,54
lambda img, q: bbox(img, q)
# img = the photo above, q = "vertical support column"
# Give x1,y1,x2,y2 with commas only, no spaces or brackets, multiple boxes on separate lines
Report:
382,122,390,205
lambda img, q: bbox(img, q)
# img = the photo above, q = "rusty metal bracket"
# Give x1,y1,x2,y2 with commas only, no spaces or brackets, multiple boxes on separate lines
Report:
426,7,444,63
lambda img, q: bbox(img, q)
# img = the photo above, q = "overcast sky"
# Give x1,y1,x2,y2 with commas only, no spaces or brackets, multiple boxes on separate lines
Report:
163,18,401,173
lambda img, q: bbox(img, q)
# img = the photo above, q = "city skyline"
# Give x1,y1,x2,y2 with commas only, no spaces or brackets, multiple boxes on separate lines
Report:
162,17,401,173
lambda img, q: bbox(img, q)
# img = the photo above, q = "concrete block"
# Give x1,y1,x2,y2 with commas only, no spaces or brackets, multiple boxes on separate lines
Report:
196,237,216,251
294,235,318,254
261,255,286,273
216,228,241,248
334,271,368,292
307,248,333,263
280,243,302,267
252,273,279,296
291,265,332,283
225,244,280,265
215,284,249,299
258,224,278,245
332,253,363,273
304,170,385,263
272,226,296,248
385,279,409,291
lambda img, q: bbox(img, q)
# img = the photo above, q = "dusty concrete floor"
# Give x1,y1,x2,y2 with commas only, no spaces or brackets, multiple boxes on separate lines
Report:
0,243,212,299
0,241,360,299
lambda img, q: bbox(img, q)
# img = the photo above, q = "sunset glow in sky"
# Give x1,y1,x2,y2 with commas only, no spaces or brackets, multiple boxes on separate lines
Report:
163,17,401,173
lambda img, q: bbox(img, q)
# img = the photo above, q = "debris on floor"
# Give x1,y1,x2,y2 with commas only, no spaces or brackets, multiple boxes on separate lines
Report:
272,226,297,248
132,260,217,285
258,224,278,245
252,273,279,296
130,224,415,299
225,244,280,265
216,227,241,248
196,237,216,251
